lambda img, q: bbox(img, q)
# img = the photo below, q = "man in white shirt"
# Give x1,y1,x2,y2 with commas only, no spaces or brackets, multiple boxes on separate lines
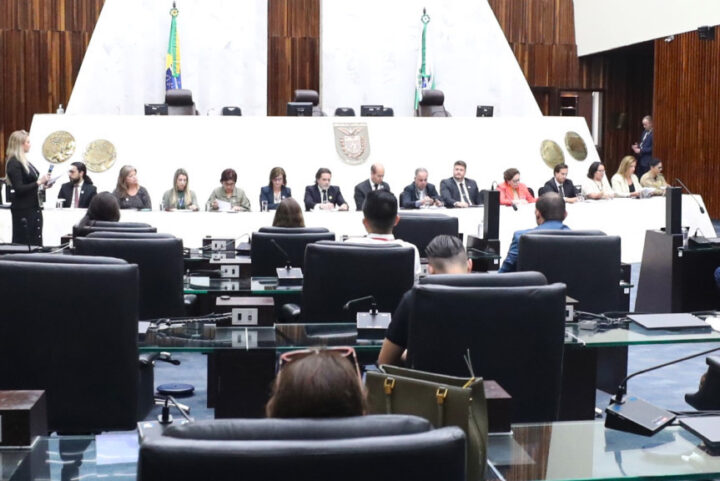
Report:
347,189,421,277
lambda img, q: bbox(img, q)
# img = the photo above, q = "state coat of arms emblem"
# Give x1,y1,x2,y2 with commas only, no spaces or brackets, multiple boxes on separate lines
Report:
333,123,370,165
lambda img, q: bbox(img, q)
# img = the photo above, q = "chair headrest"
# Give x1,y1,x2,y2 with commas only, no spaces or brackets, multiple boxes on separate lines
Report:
419,89,444,106
86,232,175,240
258,226,331,234
294,89,319,105
0,253,127,265
165,89,194,106
334,107,356,116
522,229,607,237
420,271,548,287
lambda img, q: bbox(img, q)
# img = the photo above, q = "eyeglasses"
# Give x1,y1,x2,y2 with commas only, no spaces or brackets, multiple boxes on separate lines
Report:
279,346,361,379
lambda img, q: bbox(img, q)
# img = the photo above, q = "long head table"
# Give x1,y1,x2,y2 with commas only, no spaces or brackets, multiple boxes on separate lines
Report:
0,194,713,264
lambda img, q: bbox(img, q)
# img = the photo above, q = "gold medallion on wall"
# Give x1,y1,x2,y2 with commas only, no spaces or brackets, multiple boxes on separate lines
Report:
83,139,117,172
540,140,564,169
564,131,588,161
42,131,76,163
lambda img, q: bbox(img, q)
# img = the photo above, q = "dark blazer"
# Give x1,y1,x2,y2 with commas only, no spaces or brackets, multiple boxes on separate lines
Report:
59,181,98,208
5,158,40,209
353,179,391,210
538,178,576,198
637,130,653,174
259,185,292,210
400,182,440,209
304,184,347,211
439,177,481,207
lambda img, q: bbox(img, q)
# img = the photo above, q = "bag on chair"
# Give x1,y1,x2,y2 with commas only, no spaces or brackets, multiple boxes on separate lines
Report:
366,364,488,481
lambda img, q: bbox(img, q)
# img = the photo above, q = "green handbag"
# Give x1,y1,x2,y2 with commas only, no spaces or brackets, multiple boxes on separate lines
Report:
366,364,488,481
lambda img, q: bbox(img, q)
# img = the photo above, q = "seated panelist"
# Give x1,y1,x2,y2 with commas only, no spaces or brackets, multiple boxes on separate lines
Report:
400,167,443,209
538,163,577,203
161,168,198,210
206,168,251,211
303,167,349,211
260,167,292,210
353,163,390,210
113,165,152,210
59,161,97,208
497,168,536,207
440,160,481,208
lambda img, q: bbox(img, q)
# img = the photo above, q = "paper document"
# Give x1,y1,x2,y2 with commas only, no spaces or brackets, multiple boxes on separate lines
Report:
216,199,232,212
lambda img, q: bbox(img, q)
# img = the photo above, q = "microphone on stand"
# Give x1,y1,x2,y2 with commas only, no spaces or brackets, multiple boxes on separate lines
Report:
270,238,303,285
270,239,292,270
675,178,706,214
511,203,518,212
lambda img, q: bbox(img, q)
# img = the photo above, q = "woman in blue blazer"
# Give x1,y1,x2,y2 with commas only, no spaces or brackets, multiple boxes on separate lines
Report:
259,167,291,210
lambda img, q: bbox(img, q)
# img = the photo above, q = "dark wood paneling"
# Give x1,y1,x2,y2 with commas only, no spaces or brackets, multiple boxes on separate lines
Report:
267,0,319,116
0,0,102,176
654,30,720,218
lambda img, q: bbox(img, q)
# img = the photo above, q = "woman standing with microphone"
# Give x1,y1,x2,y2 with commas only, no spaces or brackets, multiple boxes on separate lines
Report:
5,130,49,245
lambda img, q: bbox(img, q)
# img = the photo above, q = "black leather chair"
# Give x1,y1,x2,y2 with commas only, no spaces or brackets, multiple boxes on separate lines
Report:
221,106,242,116
73,221,157,238
406,275,566,423
137,416,466,481
251,229,335,276
334,107,356,116
165,89,198,115
75,232,185,319
393,214,459,257
416,89,450,117
517,230,621,314
302,242,415,322
0,254,138,433
294,89,325,116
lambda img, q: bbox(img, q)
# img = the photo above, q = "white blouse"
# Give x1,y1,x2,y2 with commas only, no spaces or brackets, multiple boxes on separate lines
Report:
611,173,641,197
581,176,613,198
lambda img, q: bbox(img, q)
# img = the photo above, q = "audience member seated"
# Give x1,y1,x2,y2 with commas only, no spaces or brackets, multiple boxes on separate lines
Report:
499,193,569,273
346,190,421,277
538,163,577,203
379,235,471,366
161,168,198,210
581,161,614,199
639,158,667,196
354,163,391,210
303,167,349,211
206,168,251,211
113,165,152,209
440,160,482,208
266,348,365,418
260,167,292,210
272,198,305,227
400,168,443,209
611,155,642,198
75,191,121,228
498,167,536,207
59,161,97,208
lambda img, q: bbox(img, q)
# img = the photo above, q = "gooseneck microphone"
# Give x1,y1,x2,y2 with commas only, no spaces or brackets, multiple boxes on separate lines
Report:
270,239,292,270
675,178,706,214
343,295,379,315
491,181,498,191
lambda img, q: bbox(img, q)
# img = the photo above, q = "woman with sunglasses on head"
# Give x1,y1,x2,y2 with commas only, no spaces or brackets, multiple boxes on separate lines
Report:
266,348,365,418
497,167,535,207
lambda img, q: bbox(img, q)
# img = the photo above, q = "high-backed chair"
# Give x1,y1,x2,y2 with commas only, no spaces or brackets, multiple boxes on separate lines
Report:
251,229,335,276
138,416,466,481
302,242,415,322
75,232,184,319
517,230,621,314
221,106,242,116
407,278,566,423
73,221,157,238
165,89,197,115
334,107,356,116
393,214,459,257
416,89,450,117
293,89,325,116
0,254,138,433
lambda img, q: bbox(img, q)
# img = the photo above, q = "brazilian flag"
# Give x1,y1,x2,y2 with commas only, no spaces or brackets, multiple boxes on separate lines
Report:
165,4,182,90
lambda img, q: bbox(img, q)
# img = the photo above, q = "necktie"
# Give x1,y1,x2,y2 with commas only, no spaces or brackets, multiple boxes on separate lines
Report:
373,183,378,191
460,183,470,205
73,185,80,208
322,190,328,203
559,184,565,198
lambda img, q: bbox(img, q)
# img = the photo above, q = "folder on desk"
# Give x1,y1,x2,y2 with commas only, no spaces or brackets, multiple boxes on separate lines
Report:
628,313,709,330
680,416,720,449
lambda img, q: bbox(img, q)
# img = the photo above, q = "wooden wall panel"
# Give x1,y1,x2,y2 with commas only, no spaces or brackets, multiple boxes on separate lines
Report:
267,0,320,116
654,30,720,218
0,0,102,177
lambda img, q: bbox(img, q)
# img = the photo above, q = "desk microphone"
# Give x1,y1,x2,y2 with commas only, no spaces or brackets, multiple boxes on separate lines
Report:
343,295,378,314
606,344,720,435
270,239,292,270
344,295,390,339
491,181,498,191
675,178,705,214
270,238,303,286
511,203,518,211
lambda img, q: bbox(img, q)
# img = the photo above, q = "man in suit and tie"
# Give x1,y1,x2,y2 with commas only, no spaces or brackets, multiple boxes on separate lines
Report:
538,163,578,203
632,115,653,178
440,160,481,207
303,167,349,211
59,161,97,208
353,163,391,210
400,167,443,209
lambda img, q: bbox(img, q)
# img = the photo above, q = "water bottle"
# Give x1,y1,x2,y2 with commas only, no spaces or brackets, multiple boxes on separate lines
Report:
56,104,65,114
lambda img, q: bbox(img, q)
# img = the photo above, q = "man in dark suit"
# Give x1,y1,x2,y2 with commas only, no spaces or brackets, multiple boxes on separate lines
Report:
538,163,577,203
440,160,481,207
632,115,653,178
353,163,391,210
59,161,97,208
400,168,443,208
303,167,349,211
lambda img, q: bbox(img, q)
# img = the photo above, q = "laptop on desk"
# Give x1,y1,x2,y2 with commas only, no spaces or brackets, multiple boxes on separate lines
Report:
628,313,710,330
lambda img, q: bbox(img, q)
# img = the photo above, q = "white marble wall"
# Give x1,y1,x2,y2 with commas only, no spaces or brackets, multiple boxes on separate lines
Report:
67,0,267,116
320,0,541,118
